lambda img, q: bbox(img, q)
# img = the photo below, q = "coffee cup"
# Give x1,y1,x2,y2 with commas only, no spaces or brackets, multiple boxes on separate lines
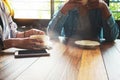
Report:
30,35,50,46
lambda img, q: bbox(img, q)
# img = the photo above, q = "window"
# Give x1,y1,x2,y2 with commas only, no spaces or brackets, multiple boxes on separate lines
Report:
109,0,120,20
9,0,66,19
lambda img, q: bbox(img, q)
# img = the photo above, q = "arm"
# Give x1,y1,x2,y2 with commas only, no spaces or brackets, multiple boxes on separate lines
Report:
3,38,45,50
102,14,119,42
100,1,119,41
7,13,45,38
47,1,79,39
3,0,18,38
4,2,45,38
16,29,45,38
87,0,119,41
47,8,68,39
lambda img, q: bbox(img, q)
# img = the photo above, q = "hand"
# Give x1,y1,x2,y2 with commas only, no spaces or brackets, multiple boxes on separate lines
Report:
3,38,45,50
87,0,111,19
18,38,45,50
86,0,105,9
61,0,82,14
24,29,45,37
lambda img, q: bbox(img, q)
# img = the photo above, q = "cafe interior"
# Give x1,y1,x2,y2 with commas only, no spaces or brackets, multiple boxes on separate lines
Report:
3,0,120,36
0,0,120,80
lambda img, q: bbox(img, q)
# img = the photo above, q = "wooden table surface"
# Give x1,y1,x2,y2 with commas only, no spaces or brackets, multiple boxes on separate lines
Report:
0,39,120,80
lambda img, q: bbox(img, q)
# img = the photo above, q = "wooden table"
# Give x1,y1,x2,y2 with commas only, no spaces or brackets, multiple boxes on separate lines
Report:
0,39,120,80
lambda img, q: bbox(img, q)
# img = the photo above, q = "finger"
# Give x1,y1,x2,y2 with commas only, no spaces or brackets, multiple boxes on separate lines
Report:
31,42,46,50
36,43,45,47
40,31,45,35
29,38,39,43
28,37,42,42
35,29,45,35
31,29,37,35
30,38,44,43
29,42,38,50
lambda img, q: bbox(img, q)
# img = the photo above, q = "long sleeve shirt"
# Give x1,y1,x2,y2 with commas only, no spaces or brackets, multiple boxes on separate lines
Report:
47,7,119,42
0,0,17,40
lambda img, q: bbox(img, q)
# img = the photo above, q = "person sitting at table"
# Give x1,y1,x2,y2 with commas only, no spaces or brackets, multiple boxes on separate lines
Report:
47,0,119,42
0,0,45,50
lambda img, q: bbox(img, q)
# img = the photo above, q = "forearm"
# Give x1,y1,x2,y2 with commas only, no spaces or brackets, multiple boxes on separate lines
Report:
3,38,18,49
99,2,119,41
47,11,67,39
103,15,119,41
3,38,26,49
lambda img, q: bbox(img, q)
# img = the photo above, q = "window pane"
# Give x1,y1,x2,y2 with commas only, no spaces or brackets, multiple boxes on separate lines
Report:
9,0,67,19
10,0,51,19
54,0,66,12
109,0,120,20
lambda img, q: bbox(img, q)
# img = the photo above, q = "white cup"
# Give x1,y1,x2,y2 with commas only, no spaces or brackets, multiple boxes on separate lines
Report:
30,35,50,46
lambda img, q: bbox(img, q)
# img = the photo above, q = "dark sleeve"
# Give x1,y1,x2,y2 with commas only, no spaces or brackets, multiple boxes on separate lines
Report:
0,19,4,50
47,10,68,39
103,15,119,42
0,35,4,50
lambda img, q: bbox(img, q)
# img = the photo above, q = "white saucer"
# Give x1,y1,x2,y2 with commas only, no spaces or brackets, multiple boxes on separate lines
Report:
75,40,100,48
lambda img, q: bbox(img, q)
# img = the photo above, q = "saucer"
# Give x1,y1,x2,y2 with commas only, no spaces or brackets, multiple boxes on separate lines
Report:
74,40,100,48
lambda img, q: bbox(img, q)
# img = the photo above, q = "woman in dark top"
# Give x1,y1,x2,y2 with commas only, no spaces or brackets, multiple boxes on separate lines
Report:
47,0,119,42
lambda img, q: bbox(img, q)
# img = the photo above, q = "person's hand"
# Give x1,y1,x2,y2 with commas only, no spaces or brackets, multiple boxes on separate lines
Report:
61,0,82,14
86,0,106,9
17,38,45,50
24,29,45,37
3,38,45,50
87,0,111,19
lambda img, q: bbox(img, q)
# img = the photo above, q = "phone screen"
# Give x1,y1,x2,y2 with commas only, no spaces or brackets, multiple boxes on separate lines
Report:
15,49,50,58
18,49,47,54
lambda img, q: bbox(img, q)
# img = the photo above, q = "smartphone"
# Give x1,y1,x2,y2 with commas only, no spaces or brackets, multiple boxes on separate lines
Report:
14,49,50,58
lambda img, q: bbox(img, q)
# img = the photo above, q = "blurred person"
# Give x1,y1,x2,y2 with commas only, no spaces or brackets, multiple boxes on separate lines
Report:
0,0,45,50
47,0,119,42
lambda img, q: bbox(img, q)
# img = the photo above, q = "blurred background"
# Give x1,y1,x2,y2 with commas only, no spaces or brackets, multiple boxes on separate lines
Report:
4,0,120,37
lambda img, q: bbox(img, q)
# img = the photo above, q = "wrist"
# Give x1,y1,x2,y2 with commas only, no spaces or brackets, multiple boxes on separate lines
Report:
3,38,24,49
3,39,15,49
